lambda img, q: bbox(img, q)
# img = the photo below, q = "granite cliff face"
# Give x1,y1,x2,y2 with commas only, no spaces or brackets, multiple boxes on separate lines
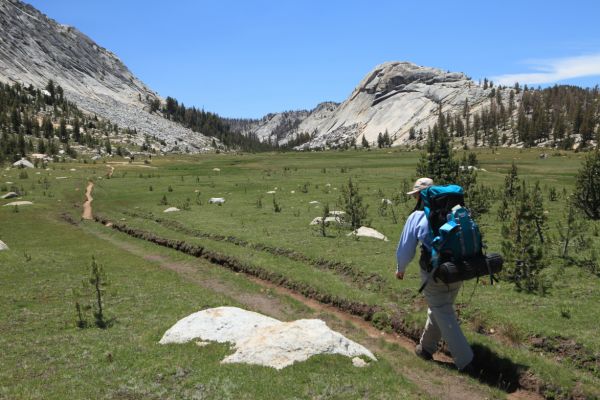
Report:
0,0,213,152
243,62,511,149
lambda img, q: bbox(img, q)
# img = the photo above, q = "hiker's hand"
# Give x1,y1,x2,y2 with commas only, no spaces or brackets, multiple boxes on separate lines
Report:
395,271,404,280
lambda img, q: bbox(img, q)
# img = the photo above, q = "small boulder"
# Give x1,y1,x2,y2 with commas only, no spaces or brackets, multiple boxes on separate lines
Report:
3,201,33,207
328,210,345,216
12,159,34,168
0,240,8,251
352,357,368,368
1,192,18,199
163,207,180,213
348,226,388,241
208,197,225,204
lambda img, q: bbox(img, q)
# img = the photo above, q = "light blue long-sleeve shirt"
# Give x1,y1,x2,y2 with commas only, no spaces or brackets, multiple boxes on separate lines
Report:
396,210,432,273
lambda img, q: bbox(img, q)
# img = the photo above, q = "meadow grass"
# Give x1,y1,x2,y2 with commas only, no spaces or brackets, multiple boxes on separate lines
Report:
1,148,599,398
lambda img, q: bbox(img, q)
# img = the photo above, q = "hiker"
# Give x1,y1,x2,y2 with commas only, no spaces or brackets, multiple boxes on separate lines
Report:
395,177,474,372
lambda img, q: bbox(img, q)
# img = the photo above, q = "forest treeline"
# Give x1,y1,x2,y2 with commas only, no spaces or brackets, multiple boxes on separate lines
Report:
158,96,275,152
0,80,133,163
3,79,599,164
411,83,600,149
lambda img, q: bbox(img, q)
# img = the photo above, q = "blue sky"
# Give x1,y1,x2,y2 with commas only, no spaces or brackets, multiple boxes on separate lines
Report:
27,0,600,118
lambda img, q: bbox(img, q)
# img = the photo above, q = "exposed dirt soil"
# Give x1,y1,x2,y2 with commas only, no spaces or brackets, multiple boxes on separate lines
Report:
529,335,600,377
87,230,293,320
81,181,94,220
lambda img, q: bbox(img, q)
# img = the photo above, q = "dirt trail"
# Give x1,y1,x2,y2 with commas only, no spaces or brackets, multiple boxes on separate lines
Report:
82,223,539,400
81,181,94,220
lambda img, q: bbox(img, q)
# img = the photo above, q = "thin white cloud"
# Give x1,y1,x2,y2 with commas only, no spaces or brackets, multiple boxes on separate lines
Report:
491,54,600,86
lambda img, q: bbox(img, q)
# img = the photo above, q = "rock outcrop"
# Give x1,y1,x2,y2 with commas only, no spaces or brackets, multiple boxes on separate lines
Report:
0,0,213,152
240,62,510,149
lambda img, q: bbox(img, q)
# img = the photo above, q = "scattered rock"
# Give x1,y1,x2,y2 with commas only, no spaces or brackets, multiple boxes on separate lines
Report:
1,192,18,199
328,210,345,216
381,199,393,205
352,357,368,367
212,168,221,172
174,366,188,379
266,190,276,194
309,216,344,225
163,207,180,213
3,201,33,207
160,307,376,370
208,197,225,204
348,226,388,241
309,201,320,204
12,159,34,168
0,240,8,251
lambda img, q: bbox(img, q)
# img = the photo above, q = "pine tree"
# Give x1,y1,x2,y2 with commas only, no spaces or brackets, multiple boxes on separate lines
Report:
501,182,548,293
72,118,81,143
573,150,600,219
557,196,588,259
361,135,370,149
383,130,391,147
430,129,458,184
42,117,53,139
59,118,68,143
340,177,368,230
531,181,548,244
504,162,519,199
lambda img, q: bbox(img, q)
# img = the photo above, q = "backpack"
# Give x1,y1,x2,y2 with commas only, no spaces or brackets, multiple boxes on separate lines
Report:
417,184,502,292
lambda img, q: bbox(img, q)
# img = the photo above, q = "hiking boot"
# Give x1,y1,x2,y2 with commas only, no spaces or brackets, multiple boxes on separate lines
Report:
414,344,433,361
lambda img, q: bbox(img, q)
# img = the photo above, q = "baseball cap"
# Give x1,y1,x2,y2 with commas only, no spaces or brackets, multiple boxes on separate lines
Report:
406,177,433,195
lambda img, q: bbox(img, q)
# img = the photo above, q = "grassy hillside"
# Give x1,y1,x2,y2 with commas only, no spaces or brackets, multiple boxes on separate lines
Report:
1,148,599,399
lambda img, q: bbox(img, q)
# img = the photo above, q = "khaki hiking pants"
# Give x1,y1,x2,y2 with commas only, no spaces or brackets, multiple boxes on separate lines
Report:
419,269,473,369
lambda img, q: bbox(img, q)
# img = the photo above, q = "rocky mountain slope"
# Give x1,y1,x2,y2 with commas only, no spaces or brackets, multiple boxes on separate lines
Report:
240,62,511,149
0,0,213,152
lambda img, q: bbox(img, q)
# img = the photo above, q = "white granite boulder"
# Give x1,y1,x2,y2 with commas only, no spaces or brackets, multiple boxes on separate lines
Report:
348,226,388,241
3,201,33,207
160,307,376,370
1,192,18,199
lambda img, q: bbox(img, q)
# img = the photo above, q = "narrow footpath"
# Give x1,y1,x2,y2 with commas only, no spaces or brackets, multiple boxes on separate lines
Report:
82,181,94,220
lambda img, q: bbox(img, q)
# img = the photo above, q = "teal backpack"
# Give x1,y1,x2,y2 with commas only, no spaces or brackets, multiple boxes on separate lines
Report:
417,184,487,292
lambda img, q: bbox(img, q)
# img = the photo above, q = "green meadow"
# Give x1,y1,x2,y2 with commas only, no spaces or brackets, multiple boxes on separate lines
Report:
1,148,599,399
